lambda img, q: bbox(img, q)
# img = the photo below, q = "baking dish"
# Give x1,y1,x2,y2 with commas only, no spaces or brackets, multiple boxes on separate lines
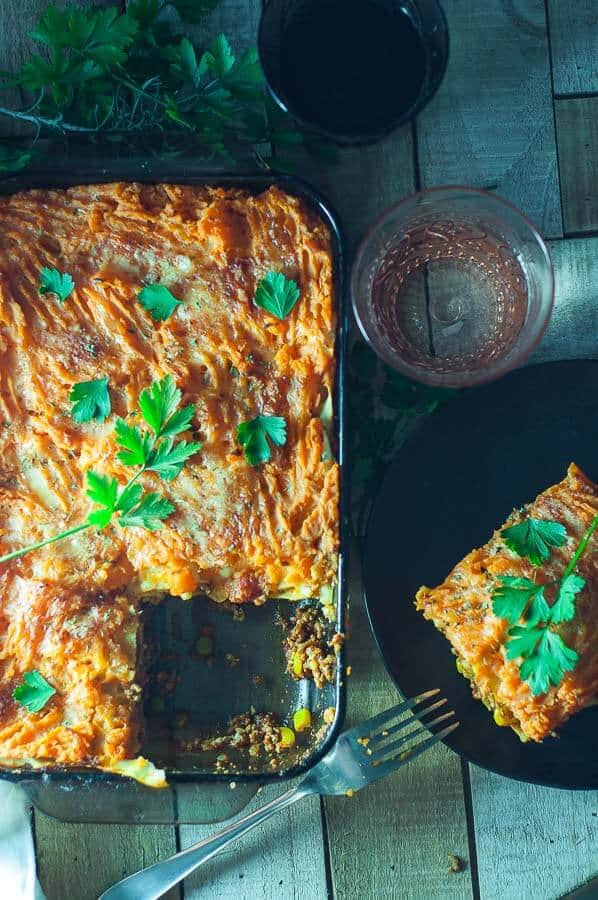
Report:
0,160,348,823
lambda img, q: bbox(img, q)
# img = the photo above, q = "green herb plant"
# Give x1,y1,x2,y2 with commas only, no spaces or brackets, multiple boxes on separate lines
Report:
0,1,330,173
70,376,111,423
491,515,597,695
0,374,201,564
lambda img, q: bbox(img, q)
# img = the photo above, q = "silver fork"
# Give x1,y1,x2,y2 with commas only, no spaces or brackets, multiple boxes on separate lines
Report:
100,689,458,900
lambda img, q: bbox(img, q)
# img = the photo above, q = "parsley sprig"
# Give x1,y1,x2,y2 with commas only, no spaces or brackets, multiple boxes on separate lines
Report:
491,513,598,695
0,374,200,564
0,2,331,173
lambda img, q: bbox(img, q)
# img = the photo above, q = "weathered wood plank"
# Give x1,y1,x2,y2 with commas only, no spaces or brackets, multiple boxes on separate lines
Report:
554,98,598,235
547,0,598,96
470,766,598,900
417,0,562,238
530,237,598,364
178,787,329,899
35,811,179,900
321,543,473,900
293,124,414,250
294,109,475,898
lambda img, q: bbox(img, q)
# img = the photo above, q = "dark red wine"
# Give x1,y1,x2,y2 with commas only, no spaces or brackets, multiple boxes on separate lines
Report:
278,0,427,138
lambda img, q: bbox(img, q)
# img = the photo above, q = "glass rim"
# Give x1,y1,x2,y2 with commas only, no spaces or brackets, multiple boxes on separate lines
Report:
257,0,450,146
351,185,556,388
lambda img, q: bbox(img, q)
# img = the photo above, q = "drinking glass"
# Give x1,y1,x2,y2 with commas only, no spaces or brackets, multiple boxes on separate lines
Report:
258,0,449,146
351,187,555,388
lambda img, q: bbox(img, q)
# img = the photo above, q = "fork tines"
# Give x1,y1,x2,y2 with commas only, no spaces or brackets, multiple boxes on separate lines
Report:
351,690,458,779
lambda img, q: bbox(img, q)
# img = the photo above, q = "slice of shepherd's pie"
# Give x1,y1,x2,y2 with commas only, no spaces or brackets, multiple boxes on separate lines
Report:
416,464,598,742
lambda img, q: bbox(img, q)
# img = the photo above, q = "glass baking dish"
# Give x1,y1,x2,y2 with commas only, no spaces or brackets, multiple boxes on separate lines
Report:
0,161,348,823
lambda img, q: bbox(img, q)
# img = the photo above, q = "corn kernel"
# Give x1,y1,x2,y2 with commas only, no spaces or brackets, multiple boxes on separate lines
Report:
279,726,296,748
293,708,312,732
291,653,303,677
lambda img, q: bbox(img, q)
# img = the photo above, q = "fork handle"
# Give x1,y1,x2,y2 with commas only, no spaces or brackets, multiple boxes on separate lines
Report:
99,783,310,900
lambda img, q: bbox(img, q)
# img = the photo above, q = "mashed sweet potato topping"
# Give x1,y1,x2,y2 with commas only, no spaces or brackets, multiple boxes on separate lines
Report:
0,182,339,767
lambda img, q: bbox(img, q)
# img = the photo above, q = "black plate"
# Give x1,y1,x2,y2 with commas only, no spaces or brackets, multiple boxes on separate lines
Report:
364,359,598,789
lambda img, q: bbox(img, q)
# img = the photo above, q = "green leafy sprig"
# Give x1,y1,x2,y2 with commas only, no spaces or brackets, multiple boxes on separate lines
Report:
0,374,200,564
491,514,598,695
0,2,331,173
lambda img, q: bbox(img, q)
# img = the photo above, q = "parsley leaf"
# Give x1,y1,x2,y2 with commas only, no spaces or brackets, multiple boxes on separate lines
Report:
505,624,543,661
115,418,154,467
519,631,578,696
13,670,56,713
69,377,111,423
85,470,118,528
147,436,202,480
39,267,75,303
115,481,144,514
138,284,182,321
118,491,175,530
501,518,567,566
203,33,235,77
551,573,585,623
491,576,544,625
31,6,138,69
237,415,286,466
138,375,193,438
254,272,301,320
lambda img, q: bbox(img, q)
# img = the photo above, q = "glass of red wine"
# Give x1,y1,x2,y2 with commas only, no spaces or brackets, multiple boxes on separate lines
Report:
258,0,449,145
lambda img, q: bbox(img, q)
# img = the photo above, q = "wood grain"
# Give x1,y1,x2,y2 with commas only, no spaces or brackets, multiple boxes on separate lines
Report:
531,237,598,364
555,98,598,235
178,788,329,899
291,124,414,250
322,544,474,900
470,766,598,900
416,0,562,238
547,0,598,95
35,812,178,900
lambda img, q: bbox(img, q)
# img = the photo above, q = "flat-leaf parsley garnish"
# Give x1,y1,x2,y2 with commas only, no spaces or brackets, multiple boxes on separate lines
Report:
39,267,75,303
138,284,182,321
0,375,200,564
501,517,567,566
254,271,301,320
237,415,286,466
491,512,598,695
69,377,111,423
13,670,56,713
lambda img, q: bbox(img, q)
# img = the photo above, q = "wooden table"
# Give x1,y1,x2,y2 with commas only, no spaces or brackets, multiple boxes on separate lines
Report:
1,1,597,898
